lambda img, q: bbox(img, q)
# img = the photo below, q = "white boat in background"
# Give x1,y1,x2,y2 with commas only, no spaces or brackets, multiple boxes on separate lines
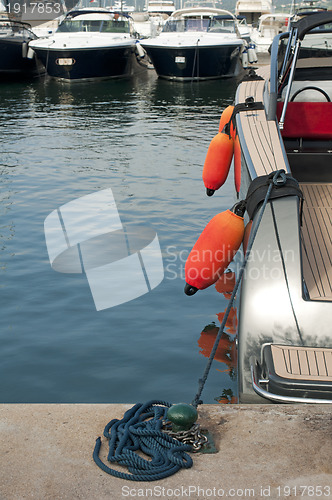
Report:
250,13,289,52
141,7,245,81
112,1,135,12
31,19,60,38
236,15,251,42
235,0,272,27
147,0,175,16
291,0,327,22
29,8,149,81
132,0,175,38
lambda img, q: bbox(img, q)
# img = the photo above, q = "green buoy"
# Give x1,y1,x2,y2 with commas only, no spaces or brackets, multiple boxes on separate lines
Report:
167,403,198,432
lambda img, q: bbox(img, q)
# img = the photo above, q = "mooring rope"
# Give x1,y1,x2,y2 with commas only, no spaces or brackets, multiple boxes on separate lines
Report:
93,400,193,481
192,169,287,408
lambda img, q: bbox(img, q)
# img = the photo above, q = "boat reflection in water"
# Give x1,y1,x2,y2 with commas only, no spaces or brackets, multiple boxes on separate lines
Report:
197,271,238,404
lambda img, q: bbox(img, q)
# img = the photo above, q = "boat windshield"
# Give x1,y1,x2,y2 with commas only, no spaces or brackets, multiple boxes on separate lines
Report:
162,16,235,33
277,22,332,73
57,19,130,33
0,19,36,39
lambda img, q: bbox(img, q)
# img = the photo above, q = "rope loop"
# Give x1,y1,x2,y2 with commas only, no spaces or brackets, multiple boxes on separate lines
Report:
93,400,193,481
269,169,287,186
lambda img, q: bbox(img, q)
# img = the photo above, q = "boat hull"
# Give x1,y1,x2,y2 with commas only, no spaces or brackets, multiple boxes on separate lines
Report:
32,45,144,81
234,55,332,402
0,38,40,78
142,44,243,80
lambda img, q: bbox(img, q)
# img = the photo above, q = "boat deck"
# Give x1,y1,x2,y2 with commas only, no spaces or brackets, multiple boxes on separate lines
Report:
237,66,288,177
301,183,332,301
237,66,332,303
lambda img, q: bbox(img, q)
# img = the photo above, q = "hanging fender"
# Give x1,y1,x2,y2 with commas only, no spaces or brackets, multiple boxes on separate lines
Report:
241,47,248,69
248,43,257,64
202,100,265,197
203,105,240,196
135,41,146,58
184,202,246,295
202,131,234,196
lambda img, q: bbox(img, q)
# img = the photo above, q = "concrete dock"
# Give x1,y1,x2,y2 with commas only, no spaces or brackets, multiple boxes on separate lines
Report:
0,404,331,499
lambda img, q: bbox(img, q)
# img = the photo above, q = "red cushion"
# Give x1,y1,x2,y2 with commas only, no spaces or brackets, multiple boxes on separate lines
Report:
276,101,332,139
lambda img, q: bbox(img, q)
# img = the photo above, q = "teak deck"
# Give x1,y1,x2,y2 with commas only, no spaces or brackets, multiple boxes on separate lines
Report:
271,344,332,382
238,66,332,303
237,67,288,177
300,183,332,301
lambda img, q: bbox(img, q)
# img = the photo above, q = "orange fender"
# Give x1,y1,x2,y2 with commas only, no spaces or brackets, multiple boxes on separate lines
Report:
202,132,234,196
185,209,245,293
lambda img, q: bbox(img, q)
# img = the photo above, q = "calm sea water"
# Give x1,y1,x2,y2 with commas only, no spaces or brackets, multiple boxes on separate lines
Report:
0,70,242,404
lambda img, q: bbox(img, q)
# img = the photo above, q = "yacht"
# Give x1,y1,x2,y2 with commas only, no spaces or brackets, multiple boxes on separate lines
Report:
0,18,41,78
235,0,272,27
29,8,149,81
235,10,332,403
184,10,332,403
250,13,289,52
141,7,245,81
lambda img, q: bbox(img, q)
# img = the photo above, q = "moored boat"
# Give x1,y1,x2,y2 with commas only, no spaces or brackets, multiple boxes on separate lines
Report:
0,17,42,79
184,10,332,404
132,0,175,38
235,10,332,403
250,12,289,52
236,15,251,43
141,7,245,81
28,8,149,81
235,0,272,27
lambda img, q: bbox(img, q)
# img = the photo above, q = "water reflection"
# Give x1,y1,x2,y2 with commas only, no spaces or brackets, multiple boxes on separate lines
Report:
0,70,241,403
197,270,238,404
0,168,15,273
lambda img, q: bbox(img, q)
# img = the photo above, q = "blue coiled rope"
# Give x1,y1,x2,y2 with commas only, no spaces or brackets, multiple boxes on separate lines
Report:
93,400,193,481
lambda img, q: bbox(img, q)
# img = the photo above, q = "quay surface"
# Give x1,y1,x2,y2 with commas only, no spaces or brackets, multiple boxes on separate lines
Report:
0,404,331,499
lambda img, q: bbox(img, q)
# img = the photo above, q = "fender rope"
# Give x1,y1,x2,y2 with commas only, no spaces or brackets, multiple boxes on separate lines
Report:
93,400,193,481
192,169,287,408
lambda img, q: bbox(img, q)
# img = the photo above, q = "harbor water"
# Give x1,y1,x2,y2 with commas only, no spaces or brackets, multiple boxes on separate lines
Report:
0,70,243,404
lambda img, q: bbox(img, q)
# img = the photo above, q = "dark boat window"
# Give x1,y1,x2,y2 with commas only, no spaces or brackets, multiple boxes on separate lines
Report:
101,20,130,33
57,18,130,33
208,18,235,33
162,18,210,32
186,18,209,31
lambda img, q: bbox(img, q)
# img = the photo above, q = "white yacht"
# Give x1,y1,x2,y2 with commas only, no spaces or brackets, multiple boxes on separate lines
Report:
141,7,245,81
29,8,149,81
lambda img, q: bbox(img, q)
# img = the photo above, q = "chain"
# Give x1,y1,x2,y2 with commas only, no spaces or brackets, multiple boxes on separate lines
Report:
162,422,208,453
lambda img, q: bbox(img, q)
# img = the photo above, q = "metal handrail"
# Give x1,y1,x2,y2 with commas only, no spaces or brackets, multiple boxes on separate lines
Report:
250,361,332,404
278,37,301,130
